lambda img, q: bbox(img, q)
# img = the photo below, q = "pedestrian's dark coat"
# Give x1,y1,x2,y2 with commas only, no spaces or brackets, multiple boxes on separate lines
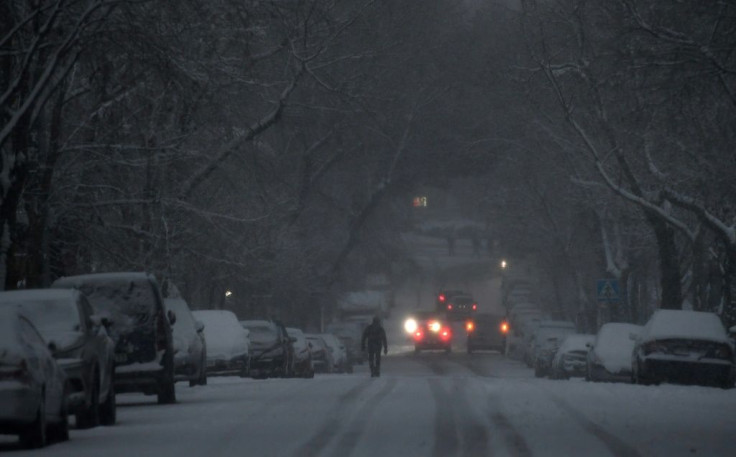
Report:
361,320,387,352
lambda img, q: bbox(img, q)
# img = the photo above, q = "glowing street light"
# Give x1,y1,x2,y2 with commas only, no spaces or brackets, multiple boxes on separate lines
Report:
500,259,508,270
224,290,233,298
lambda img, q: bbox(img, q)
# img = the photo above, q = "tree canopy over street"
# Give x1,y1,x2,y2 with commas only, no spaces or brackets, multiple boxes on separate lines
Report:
2,0,735,328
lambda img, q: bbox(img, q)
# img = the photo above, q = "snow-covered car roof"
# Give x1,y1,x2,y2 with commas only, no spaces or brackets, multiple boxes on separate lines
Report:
557,334,595,353
0,288,80,303
53,271,154,285
240,319,276,330
192,310,249,356
641,310,729,344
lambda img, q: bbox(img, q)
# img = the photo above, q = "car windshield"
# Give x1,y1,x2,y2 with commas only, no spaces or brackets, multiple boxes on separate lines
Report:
67,278,156,337
2,297,80,337
241,322,277,343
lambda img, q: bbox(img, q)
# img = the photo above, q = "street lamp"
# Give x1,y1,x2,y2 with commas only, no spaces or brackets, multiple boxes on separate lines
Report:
225,290,233,298
500,259,508,270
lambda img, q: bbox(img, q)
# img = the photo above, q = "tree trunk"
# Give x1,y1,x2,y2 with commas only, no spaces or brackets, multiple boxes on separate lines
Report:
647,211,682,309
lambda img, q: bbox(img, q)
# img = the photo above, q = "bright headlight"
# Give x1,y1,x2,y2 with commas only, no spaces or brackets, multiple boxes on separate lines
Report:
404,318,418,334
429,321,441,333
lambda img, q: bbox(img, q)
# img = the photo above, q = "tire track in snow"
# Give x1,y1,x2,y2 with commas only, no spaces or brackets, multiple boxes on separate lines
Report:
428,377,490,457
293,379,373,456
413,353,452,376
326,377,398,457
486,397,533,457
548,394,642,457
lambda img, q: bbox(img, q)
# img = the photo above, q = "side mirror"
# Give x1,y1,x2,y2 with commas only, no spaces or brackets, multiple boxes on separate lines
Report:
195,320,205,333
47,341,57,353
167,309,177,325
101,317,113,329
585,342,593,349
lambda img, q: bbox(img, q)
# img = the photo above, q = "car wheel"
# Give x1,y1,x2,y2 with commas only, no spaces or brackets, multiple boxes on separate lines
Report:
48,384,69,443
634,363,651,386
157,378,176,404
157,360,177,404
20,395,46,449
76,373,100,429
98,372,116,426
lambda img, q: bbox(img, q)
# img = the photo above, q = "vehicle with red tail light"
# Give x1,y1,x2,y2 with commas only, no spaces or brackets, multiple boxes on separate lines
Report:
410,312,452,354
632,310,735,388
466,314,508,354
52,272,177,404
435,289,476,321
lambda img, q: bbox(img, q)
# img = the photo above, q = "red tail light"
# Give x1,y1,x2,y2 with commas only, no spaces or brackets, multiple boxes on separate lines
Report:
0,360,31,384
413,331,424,341
472,303,477,311
155,310,168,352
447,304,453,310
500,322,509,334
440,328,452,341
466,321,475,332
438,294,446,302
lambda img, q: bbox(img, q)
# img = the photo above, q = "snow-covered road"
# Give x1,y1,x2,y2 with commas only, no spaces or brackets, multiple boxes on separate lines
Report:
3,352,735,457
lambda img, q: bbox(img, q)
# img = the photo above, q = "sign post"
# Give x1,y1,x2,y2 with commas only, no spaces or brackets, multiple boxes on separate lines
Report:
596,279,621,328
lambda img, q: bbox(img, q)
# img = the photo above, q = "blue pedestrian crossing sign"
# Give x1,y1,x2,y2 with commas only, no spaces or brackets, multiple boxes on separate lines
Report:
597,279,621,303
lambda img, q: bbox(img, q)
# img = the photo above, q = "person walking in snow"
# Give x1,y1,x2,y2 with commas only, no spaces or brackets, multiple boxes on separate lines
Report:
361,316,388,377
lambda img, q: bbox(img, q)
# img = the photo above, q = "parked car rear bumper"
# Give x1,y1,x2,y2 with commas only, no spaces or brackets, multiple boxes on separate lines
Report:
588,363,632,382
640,357,734,385
0,384,39,428
205,355,248,376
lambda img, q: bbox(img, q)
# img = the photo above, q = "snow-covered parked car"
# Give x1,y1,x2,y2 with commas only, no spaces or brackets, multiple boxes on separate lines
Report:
632,310,735,388
240,320,293,378
164,298,207,386
286,328,314,378
305,334,334,373
325,320,366,365
52,272,177,404
0,289,116,428
549,334,595,379
192,310,250,377
318,333,352,373
0,308,69,448
586,323,642,382
531,320,577,377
